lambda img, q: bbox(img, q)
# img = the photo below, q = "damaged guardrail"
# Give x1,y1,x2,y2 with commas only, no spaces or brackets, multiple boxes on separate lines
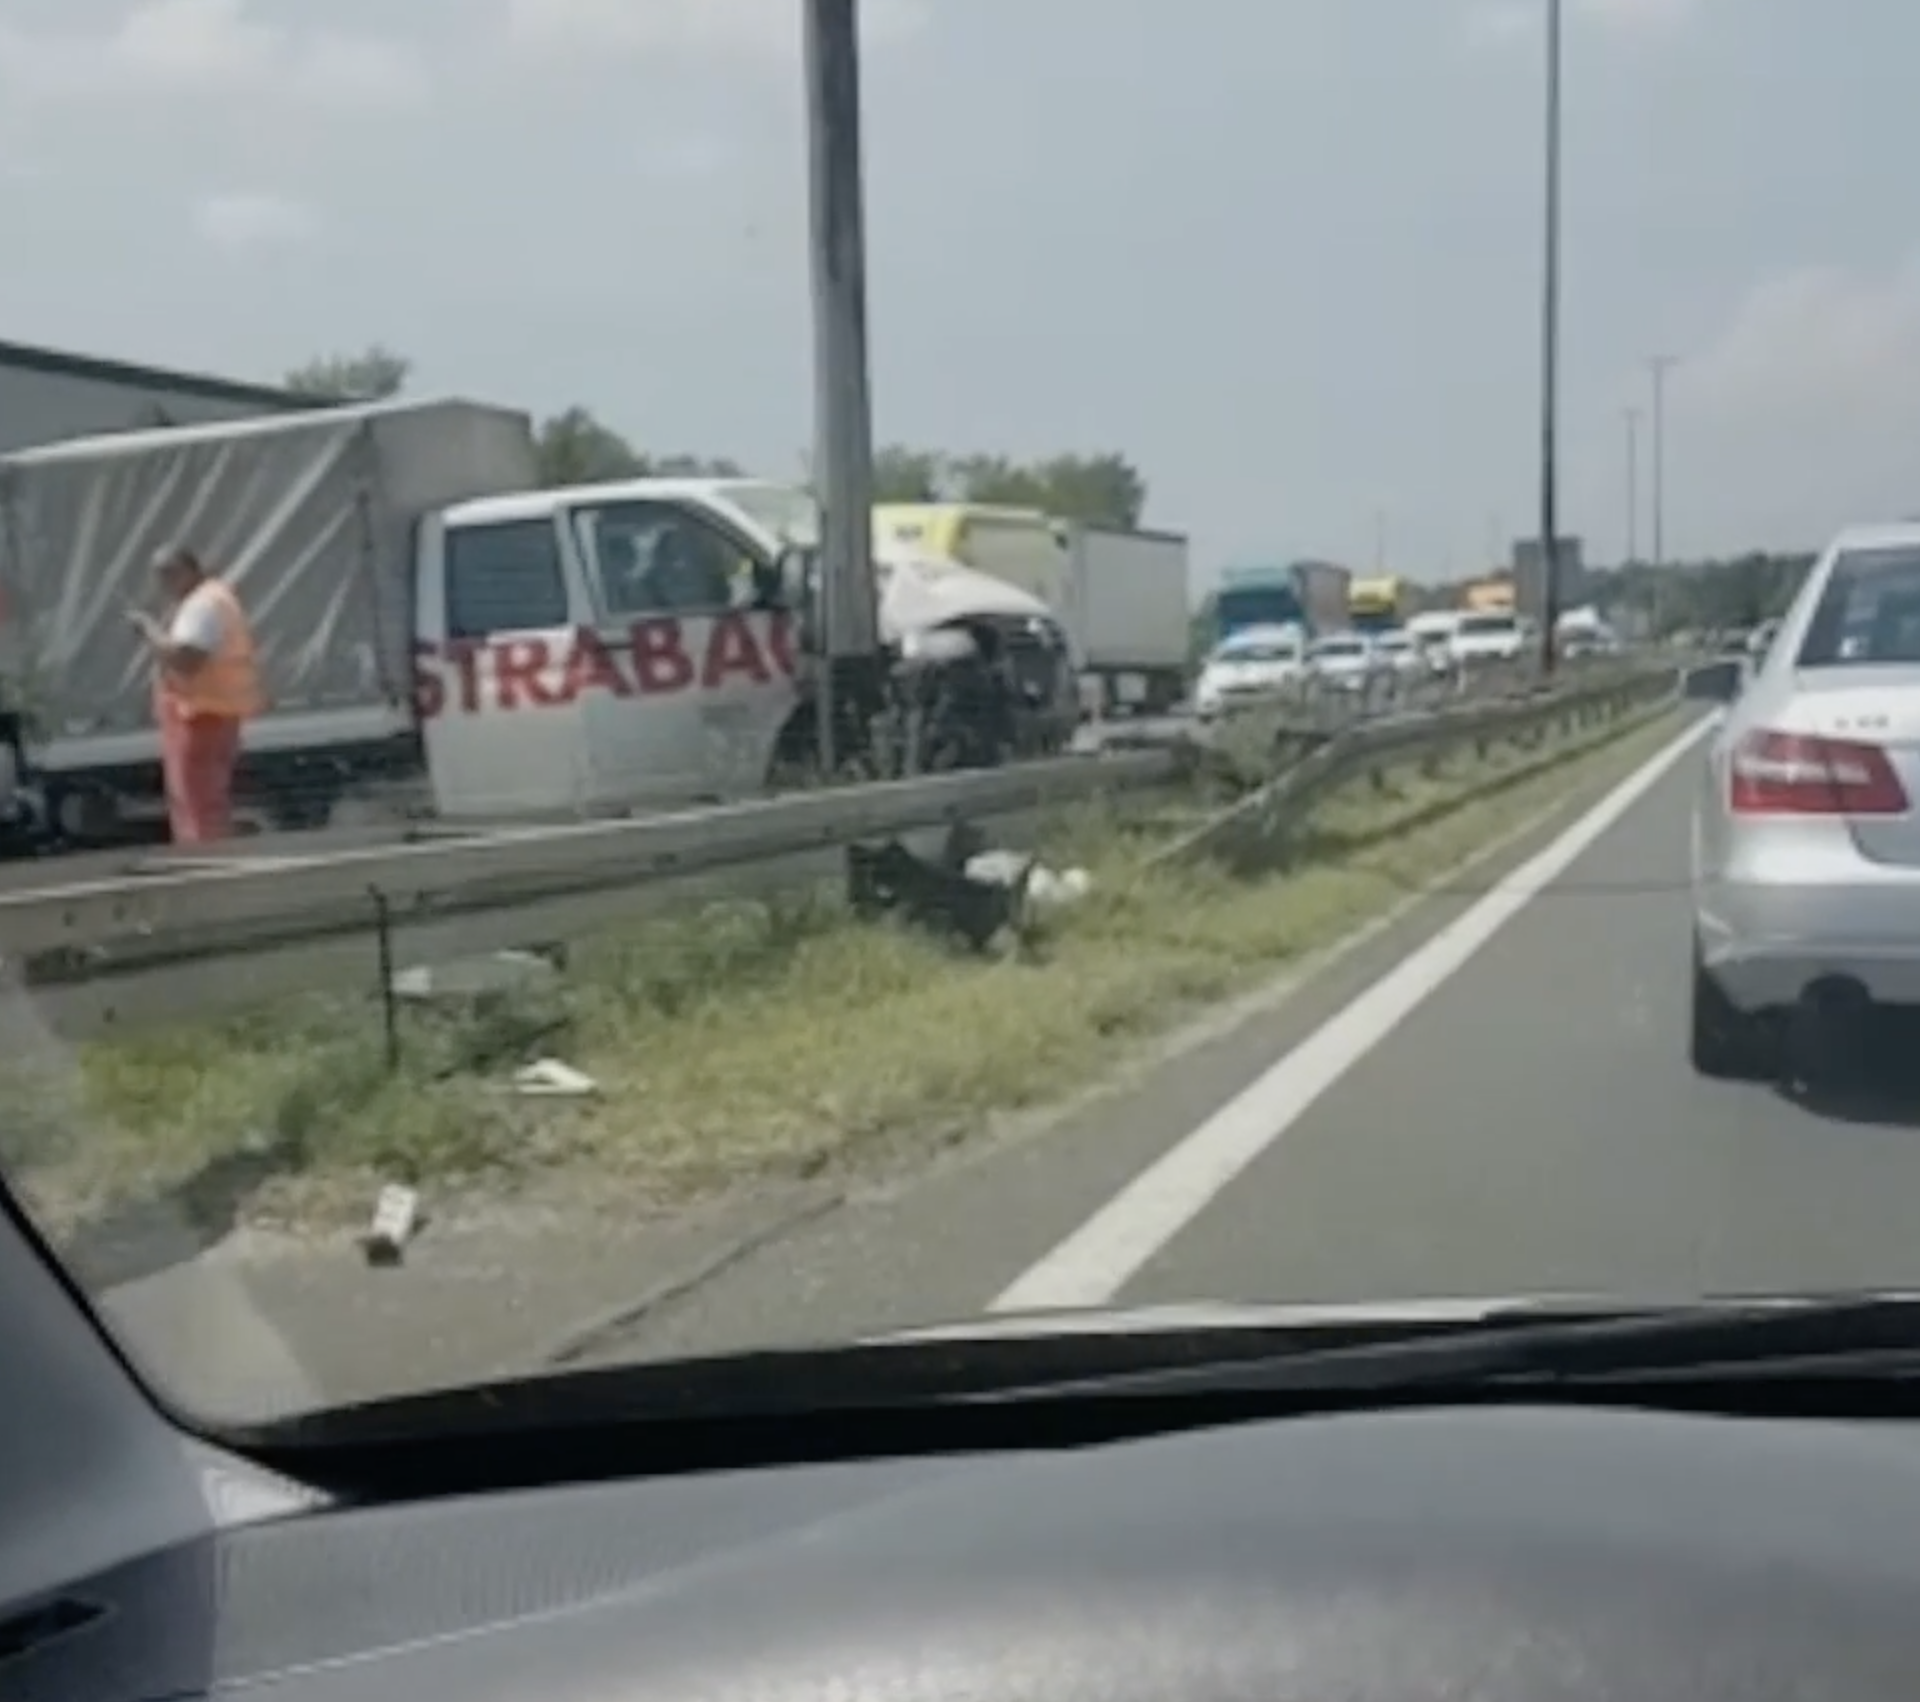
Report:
0,661,1679,1038
1153,662,1680,874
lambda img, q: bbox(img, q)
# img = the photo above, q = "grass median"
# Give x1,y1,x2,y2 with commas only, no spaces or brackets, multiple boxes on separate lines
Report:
13,698,1685,1241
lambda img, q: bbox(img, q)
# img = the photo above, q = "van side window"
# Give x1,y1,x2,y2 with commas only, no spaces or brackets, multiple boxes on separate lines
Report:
570,500,744,619
444,520,569,641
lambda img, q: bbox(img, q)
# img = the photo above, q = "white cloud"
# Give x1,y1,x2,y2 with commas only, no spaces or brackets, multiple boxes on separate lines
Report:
0,0,425,108
1679,257,1920,427
192,189,320,253
502,0,931,62
1652,256,1920,545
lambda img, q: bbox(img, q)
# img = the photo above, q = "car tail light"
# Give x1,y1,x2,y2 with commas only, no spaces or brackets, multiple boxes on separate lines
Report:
1728,729,1909,815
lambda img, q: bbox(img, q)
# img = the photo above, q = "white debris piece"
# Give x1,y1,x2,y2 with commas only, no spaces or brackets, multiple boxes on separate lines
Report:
364,1183,421,1265
963,850,1094,911
508,1058,599,1097
389,949,560,1004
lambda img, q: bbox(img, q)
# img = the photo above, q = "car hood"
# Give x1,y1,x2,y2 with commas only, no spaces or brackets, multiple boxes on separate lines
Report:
877,553,1053,631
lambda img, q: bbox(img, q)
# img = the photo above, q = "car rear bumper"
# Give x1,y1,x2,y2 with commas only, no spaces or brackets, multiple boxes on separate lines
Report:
1697,867,1920,1011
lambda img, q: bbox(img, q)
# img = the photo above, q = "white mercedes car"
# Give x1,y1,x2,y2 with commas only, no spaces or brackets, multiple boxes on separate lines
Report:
1688,523,1920,1087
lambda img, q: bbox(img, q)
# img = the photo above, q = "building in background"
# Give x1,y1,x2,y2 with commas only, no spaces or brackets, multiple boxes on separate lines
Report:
0,337,312,457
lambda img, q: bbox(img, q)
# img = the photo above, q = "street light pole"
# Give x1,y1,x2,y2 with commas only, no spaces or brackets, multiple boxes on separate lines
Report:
1536,0,1564,676
1624,405,1639,565
802,0,881,777
1647,353,1676,570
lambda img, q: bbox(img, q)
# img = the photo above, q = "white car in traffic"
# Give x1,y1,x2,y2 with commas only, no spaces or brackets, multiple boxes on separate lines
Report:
1370,629,1426,689
1307,632,1379,696
1450,611,1526,668
1688,522,1920,1087
1192,624,1308,720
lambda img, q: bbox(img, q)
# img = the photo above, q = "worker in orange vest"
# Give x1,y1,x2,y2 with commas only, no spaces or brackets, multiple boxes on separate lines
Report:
129,547,264,845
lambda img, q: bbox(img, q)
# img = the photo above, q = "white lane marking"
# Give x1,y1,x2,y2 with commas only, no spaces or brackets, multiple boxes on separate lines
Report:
989,713,1714,1313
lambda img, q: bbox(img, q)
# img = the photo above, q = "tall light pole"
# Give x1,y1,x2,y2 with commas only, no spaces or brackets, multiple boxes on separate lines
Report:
802,0,881,776
1623,405,1640,565
1647,353,1677,569
1536,0,1564,675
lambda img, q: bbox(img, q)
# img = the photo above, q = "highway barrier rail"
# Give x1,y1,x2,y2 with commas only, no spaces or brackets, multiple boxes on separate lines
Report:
0,656,1682,1040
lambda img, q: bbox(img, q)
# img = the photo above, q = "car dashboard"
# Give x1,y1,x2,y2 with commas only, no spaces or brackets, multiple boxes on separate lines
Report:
12,1400,1920,1701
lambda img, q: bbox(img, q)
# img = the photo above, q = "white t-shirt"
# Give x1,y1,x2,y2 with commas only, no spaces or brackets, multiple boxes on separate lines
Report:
167,581,229,655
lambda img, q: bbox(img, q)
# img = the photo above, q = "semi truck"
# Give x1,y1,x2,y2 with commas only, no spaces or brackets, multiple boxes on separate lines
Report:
1347,575,1410,634
1211,561,1352,643
0,401,1080,847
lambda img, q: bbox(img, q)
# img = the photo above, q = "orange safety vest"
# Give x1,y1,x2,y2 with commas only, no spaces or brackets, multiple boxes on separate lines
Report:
156,578,265,722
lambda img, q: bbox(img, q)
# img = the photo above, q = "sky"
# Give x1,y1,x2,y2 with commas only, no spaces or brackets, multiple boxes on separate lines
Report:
0,0,1911,588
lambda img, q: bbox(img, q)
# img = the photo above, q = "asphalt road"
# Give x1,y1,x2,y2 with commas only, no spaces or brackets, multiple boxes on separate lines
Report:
86,699,1920,1420
530,707,1920,1355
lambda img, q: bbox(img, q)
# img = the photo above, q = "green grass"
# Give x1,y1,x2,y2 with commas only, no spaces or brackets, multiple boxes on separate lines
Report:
9,700,1683,1239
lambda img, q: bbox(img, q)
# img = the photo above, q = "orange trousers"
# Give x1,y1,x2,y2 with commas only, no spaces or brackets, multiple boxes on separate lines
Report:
160,707,242,845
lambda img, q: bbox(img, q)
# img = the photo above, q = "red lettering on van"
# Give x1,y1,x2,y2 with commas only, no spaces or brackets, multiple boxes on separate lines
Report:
562,627,631,701
702,610,772,688
414,614,797,717
629,618,695,694
450,639,483,714
411,639,444,720
493,638,566,710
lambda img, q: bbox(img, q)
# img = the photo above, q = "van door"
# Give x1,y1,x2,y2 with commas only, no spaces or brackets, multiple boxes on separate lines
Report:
417,513,603,820
564,494,798,804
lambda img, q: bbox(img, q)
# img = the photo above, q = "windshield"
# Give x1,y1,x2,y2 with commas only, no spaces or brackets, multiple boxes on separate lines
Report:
1216,585,1303,634
0,8,1888,1442
1798,546,1920,666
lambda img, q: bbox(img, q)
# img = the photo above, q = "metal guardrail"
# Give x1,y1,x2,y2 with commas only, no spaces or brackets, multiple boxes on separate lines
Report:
1156,662,1681,872
0,662,1679,984
0,749,1181,961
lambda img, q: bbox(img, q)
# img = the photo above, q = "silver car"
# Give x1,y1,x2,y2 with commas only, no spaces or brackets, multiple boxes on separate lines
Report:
1688,524,1920,1084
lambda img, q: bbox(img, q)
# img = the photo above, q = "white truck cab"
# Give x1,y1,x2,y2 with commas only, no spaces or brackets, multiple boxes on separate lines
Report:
413,479,803,818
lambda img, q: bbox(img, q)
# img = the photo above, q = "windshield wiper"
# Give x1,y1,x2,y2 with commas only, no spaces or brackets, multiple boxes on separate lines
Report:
226,1296,1920,1503
970,1295,1920,1403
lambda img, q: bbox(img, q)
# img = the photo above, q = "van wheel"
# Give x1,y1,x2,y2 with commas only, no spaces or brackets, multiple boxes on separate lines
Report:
1690,931,1765,1080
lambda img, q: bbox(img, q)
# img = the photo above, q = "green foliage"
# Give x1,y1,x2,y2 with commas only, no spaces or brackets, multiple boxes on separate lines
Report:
287,349,1150,526
871,445,1147,528
284,345,410,402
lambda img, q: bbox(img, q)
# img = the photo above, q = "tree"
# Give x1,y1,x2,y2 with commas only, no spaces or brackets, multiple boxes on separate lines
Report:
863,446,1149,527
285,345,1152,525
871,446,946,502
533,407,646,486
285,345,410,402
532,406,745,488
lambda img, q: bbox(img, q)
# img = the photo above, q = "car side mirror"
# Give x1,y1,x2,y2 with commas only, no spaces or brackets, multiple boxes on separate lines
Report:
1684,658,1743,703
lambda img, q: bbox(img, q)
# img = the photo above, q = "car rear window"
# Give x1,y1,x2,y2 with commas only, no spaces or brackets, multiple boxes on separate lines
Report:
1798,546,1920,666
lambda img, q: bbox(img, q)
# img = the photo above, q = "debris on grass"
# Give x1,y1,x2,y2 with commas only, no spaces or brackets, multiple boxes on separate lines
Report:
6,706,1680,1240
